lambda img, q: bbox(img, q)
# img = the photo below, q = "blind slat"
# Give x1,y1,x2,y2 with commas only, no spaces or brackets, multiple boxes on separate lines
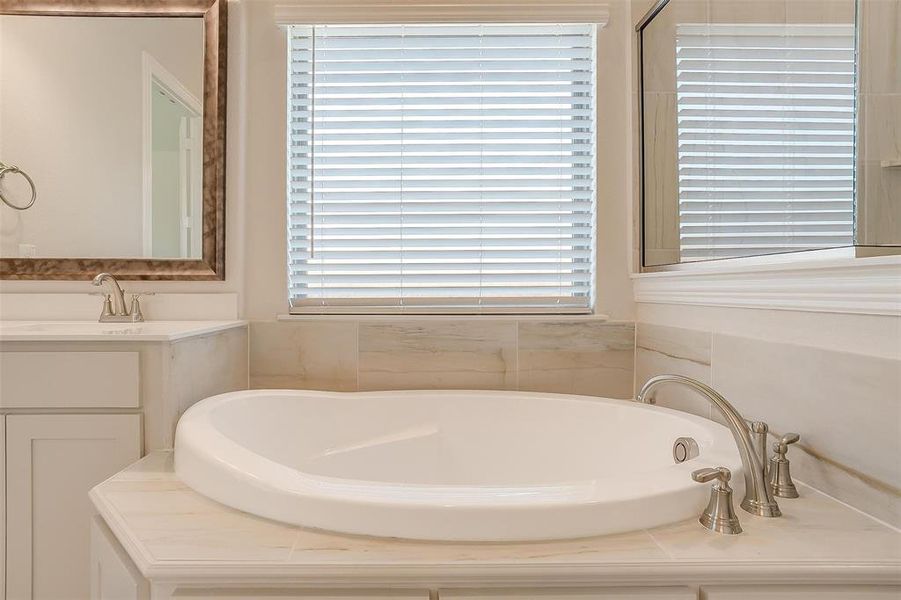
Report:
675,23,855,262
288,23,596,311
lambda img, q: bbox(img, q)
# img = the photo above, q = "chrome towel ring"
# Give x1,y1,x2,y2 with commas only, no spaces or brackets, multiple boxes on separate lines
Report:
0,161,37,210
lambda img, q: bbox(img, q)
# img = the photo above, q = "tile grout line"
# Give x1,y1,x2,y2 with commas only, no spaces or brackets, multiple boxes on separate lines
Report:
513,319,520,391
793,480,901,534
707,330,716,420
644,528,675,560
354,320,360,391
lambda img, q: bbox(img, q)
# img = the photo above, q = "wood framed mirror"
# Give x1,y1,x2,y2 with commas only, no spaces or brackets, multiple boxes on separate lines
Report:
0,0,226,280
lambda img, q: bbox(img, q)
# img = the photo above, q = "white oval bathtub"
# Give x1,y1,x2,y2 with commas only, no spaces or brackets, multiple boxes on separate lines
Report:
174,389,743,541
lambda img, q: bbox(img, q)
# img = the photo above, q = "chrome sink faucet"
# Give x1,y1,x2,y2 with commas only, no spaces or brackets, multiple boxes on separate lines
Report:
91,272,144,323
637,374,781,518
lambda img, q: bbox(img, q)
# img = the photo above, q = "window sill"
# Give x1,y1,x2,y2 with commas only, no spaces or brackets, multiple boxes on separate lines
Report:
277,313,610,322
632,251,901,316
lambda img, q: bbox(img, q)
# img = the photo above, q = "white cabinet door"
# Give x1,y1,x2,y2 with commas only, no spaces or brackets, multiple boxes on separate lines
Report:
90,516,148,600
6,414,141,600
1,414,5,598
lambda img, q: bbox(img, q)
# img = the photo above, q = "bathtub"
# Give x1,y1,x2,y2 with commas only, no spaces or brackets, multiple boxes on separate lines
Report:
174,389,743,541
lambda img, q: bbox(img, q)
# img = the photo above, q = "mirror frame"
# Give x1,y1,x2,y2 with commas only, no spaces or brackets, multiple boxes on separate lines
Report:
0,0,226,280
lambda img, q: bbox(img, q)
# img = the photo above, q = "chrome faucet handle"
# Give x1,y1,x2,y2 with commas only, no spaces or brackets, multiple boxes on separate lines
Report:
692,466,742,535
769,433,800,499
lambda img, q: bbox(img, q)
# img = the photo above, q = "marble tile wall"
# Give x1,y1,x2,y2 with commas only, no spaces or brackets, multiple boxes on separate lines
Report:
250,319,635,400
857,0,901,245
634,322,901,528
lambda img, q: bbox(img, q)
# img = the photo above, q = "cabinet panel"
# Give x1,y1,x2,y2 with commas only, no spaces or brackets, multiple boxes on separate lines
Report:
0,351,140,409
1,415,5,598
6,414,142,600
440,588,696,600
701,585,901,599
90,516,149,600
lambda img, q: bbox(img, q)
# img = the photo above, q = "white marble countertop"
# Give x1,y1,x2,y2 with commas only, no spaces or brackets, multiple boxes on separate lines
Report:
0,320,247,342
91,452,901,587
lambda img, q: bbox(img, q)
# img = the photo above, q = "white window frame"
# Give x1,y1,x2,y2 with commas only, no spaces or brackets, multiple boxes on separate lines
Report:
280,1,610,315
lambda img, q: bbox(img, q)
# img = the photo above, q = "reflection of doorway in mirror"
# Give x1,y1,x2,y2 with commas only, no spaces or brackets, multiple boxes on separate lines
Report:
142,52,202,259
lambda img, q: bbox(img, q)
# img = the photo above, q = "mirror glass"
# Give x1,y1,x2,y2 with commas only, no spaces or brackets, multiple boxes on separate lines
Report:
0,15,205,259
640,0,860,267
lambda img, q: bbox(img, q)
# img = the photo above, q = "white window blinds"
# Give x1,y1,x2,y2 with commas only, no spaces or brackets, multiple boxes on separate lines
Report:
675,24,856,261
287,24,596,314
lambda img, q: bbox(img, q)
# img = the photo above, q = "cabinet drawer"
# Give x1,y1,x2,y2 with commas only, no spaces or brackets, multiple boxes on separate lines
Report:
171,591,430,600
700,585,901,599
440,588,696,600
0,351,140,408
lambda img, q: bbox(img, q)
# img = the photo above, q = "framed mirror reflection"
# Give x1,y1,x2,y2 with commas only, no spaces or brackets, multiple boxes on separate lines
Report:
0,0,226,280
637,0,900,269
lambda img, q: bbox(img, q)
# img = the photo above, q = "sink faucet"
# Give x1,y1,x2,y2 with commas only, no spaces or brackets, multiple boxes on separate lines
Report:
637,374,781,518
91,273,144,323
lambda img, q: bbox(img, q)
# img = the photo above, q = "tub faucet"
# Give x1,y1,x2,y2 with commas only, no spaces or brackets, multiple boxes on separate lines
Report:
91,272,144,323
637,374,781,518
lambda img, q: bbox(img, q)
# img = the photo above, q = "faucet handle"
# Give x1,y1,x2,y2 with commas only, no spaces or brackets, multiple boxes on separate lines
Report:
769,433,800,499
775,433,800,452
692,466,730,485
101,294,114,318
692,466,742,534
129,294,146,323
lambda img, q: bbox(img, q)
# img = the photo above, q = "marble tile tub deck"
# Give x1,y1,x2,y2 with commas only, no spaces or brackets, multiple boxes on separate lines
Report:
91,453,901,587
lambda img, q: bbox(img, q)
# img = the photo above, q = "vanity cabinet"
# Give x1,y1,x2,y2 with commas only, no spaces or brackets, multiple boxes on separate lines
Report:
6,414,141,600
0,323,248,600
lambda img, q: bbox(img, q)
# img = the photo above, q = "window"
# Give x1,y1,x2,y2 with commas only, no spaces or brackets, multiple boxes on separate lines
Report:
287,24,596,313
675,24,856,261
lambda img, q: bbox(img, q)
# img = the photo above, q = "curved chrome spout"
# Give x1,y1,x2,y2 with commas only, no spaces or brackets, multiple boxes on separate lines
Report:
638,374,781,518
92,272,127,316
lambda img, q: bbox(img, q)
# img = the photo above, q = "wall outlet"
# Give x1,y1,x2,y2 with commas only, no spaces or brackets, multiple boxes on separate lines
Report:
18,243,36,258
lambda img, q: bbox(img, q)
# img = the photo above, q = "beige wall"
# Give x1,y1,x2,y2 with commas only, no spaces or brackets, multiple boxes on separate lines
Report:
632,0,901,527
0,16,203,258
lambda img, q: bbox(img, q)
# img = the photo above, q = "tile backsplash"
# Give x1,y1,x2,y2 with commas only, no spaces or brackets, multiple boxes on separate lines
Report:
250,318,635,399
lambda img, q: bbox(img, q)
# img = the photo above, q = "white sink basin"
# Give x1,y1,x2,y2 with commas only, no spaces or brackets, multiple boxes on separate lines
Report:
175,389,743,541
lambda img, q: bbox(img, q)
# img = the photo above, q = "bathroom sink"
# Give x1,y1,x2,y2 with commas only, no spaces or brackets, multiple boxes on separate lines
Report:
175,389,743,541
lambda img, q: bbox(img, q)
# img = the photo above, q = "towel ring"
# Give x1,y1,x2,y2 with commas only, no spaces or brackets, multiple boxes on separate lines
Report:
0,162,37,211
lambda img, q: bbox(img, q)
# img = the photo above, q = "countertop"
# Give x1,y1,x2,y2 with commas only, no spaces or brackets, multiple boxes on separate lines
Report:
0,320,247,342
90,452,901,587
